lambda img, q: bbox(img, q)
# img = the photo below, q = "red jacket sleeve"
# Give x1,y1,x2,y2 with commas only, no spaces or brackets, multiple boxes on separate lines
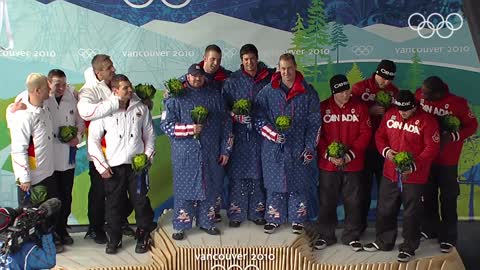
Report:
375,111,391,157
455,99,478,142
349,104,372,159
415,115,440,170
351,81,364,99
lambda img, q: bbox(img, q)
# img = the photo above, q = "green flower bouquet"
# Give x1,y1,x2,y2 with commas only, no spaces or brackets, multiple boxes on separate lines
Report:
393,151,414,191
132,153,149,172
327,141,348,171
275,115,291,151
191,106,209,139
164,78,185,97
375,90,392,108
326,141,347,159
440,115,461,133
232,99,251,116
233,99,253,140
134,83,157,100
58,126,78,143
275,115,291,133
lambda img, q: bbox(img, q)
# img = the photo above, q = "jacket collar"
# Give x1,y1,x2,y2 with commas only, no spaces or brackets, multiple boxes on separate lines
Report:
271,71,307,101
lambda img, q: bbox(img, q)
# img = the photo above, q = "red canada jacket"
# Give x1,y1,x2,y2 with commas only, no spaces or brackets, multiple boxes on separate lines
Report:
415,87,478,165
352,74,399,149
376,108,440,184
317,96,372,172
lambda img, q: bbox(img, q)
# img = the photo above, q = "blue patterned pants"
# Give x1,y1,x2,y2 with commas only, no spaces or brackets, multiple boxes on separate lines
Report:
265,191,307,224
228,178,266,222
173,196,216,232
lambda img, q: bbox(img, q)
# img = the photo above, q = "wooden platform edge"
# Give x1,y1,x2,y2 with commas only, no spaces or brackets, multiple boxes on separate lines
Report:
86,216,466,270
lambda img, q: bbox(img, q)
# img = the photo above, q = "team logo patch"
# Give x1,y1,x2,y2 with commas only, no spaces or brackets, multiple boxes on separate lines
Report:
69,110,74,115
445,104,450,109
326,109,331,115
432,131,440,143
391,115,397,121
367,119,372,127
351,108,355,114
415,120,420,125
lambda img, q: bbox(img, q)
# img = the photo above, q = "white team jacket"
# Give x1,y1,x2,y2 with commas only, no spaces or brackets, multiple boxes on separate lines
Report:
88,95,155,174
77,67,119,161
46,87,85,171
6,97,54,185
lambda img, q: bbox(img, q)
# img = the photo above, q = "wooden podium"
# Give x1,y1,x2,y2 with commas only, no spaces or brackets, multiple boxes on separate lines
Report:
88,210,466,270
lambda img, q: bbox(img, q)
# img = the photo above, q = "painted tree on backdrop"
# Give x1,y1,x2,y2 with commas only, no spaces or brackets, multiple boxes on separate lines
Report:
346,62,364,85
405,51,424,91
290,13,308,74
330,21,348,64
302,0,331,84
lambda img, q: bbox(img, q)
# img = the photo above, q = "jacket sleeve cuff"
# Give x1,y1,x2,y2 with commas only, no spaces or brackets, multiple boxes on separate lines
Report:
261,125,278,142
409,162,417,173
174,124,195,137
346,149,355,161
382,147,391,158
450,132,460,142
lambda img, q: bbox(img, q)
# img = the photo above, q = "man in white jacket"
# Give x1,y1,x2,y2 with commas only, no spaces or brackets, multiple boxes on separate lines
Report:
6,73,55,207
45,69,85,247
88,74,156,254
77,54,134,244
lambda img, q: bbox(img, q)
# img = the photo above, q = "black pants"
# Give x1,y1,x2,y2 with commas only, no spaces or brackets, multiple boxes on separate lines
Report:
421,164,459,245
18,174,60,231
362,149,384,230
104,164,154,243
88,161,106,232
317,170,364,245
375,177,424,254
53,169,74,237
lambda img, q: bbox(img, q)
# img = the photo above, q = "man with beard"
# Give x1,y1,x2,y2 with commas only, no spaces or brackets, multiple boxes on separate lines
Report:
161,64,233,240
416,76,478,253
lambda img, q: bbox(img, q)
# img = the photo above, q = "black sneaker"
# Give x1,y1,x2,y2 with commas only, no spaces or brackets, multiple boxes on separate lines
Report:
314,238,327,250
172,231,185,240
200,227,221,235
135,229,151,254
363,242,380,252
229,221,241,228
291,223,304,234
122,223,135,237
440,242,454,253
105,240,122,255
397,251,414,262
84,227,96,239
94,230,107,244
263,223,279,234
348,240,363,252
62,233,74,245
214,213,222,223
252,219,266,225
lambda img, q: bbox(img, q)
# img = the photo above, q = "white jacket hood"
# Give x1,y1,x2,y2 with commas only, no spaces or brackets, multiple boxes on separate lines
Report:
83,67,99,85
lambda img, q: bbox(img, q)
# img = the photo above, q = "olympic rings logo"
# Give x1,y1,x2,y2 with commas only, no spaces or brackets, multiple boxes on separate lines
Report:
351,45,373,56
223,48,237,58
77,48,99,59
123,0,191,9
408,13,463,39
211,265,260,270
